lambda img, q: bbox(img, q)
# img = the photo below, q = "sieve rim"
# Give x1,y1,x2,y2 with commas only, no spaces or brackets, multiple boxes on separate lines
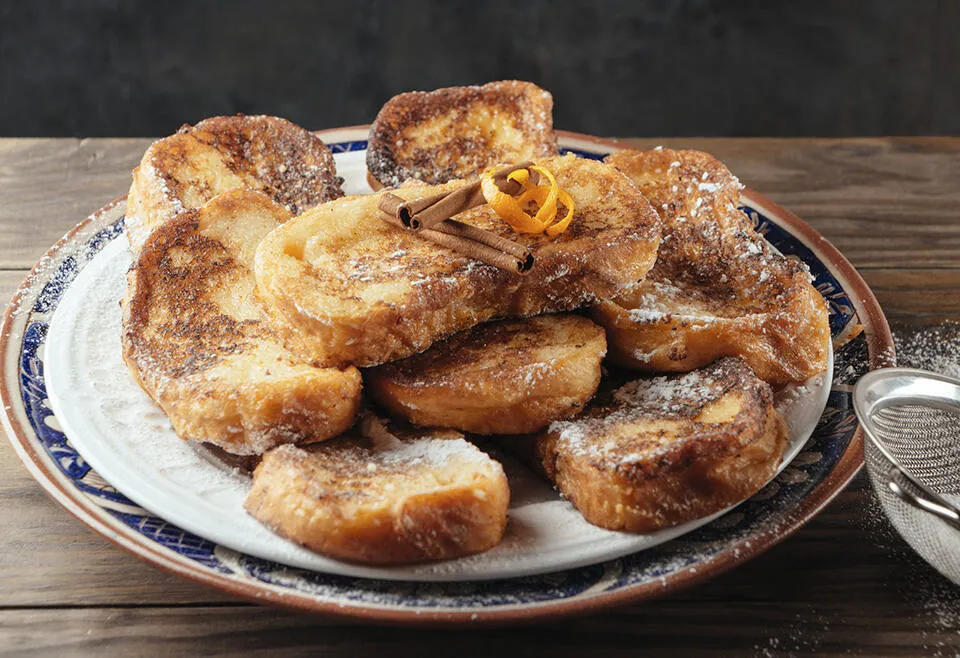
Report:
855,367,960,522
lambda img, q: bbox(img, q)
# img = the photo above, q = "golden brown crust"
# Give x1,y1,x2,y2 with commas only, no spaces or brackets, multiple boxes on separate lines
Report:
244,418,509,564
592,271,830,385
536,358,789,532
366,315,607,434
255,154,661,368
597,148,830,386
366,80,558,188
126,114,343,251
122,190,362,455
606,149,747,284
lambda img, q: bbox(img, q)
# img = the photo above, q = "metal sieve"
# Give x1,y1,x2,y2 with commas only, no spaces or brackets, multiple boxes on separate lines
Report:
854,368,960,584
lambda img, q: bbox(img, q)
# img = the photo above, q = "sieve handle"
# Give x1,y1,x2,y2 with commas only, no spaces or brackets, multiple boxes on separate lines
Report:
887,468,960,529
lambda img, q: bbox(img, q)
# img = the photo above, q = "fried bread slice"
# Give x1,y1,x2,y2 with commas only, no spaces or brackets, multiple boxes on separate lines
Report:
594,149,830,385
366,314,607,435
536,357,789,532
126,114,343,251
255,154,661,368
366,80,558,189
244,416,509,564
122,189,362,455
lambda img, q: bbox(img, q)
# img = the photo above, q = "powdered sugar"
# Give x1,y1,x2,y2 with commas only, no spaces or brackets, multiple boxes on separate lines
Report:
366,81,557,188
611,367,726,411
627,307,669,323
894,321,960,378
550,363,731,462
521,361,555,386
360,414,477,466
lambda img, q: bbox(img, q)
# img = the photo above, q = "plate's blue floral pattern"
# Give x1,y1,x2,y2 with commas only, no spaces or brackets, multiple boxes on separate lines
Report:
10,141,866,613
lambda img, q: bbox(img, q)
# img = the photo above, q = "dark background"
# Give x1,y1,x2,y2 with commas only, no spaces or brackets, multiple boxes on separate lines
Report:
2,0,958,138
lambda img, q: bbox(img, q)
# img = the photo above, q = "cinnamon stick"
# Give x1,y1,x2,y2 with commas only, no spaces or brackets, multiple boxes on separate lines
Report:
418,227,532,275
377,209,532,275
376,208,407,230
378,191,446,228
408,184,486,230
373,161,541,275
490,160,534,194
376,192,405,218
409,160,533,230
431,219,533,264
376,161,534,230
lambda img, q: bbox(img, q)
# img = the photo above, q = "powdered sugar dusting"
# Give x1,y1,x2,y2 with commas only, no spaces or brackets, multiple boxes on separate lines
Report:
549,360,738,462
359,414,476,466
611,367,727,412
895,321,960,378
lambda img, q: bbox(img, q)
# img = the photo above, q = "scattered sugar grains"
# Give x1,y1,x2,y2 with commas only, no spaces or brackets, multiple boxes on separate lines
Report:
754,322,960,654
870,322,960,642
893,321,960,378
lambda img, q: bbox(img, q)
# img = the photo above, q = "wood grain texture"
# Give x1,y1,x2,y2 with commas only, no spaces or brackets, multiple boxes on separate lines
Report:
1,508,958,658
0,436,233,607
0,138,150,268
0,267,230,606
0,138,958,656
863,269,960,324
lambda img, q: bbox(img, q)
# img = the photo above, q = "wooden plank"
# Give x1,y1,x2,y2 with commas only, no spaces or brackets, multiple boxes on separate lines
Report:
0,264,234,605
0,139,150,269
0,438,235,606
1,138,959,270
0,418,954,622
0,137,957,653
862,268,960,324
0,565,957,658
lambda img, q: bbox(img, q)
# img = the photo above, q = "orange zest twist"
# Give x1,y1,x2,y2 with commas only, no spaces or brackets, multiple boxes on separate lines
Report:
480,165,575,237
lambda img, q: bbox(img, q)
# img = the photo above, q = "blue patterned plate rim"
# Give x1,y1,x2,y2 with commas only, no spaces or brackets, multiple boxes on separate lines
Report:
0,128,895,625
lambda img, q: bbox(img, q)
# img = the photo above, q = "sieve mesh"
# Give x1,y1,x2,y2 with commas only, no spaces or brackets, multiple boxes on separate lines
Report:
857,368,960,585
870,405,960,496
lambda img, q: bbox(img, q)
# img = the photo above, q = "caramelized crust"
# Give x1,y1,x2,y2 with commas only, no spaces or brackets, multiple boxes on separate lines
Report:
126,114,343,251
255,154,661,368
608,149,746,284
596,148,830,385
366,315,607,434
122,190,362,455
536,358,789,532
593,270,829,385
366,80,558,188
245,417,509,564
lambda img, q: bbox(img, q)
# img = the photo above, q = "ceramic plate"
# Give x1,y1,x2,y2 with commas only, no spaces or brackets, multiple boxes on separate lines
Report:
40,153,831,583
0,128,893,623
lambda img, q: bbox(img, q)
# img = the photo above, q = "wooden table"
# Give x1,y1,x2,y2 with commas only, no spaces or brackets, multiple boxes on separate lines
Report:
1,137,958,656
